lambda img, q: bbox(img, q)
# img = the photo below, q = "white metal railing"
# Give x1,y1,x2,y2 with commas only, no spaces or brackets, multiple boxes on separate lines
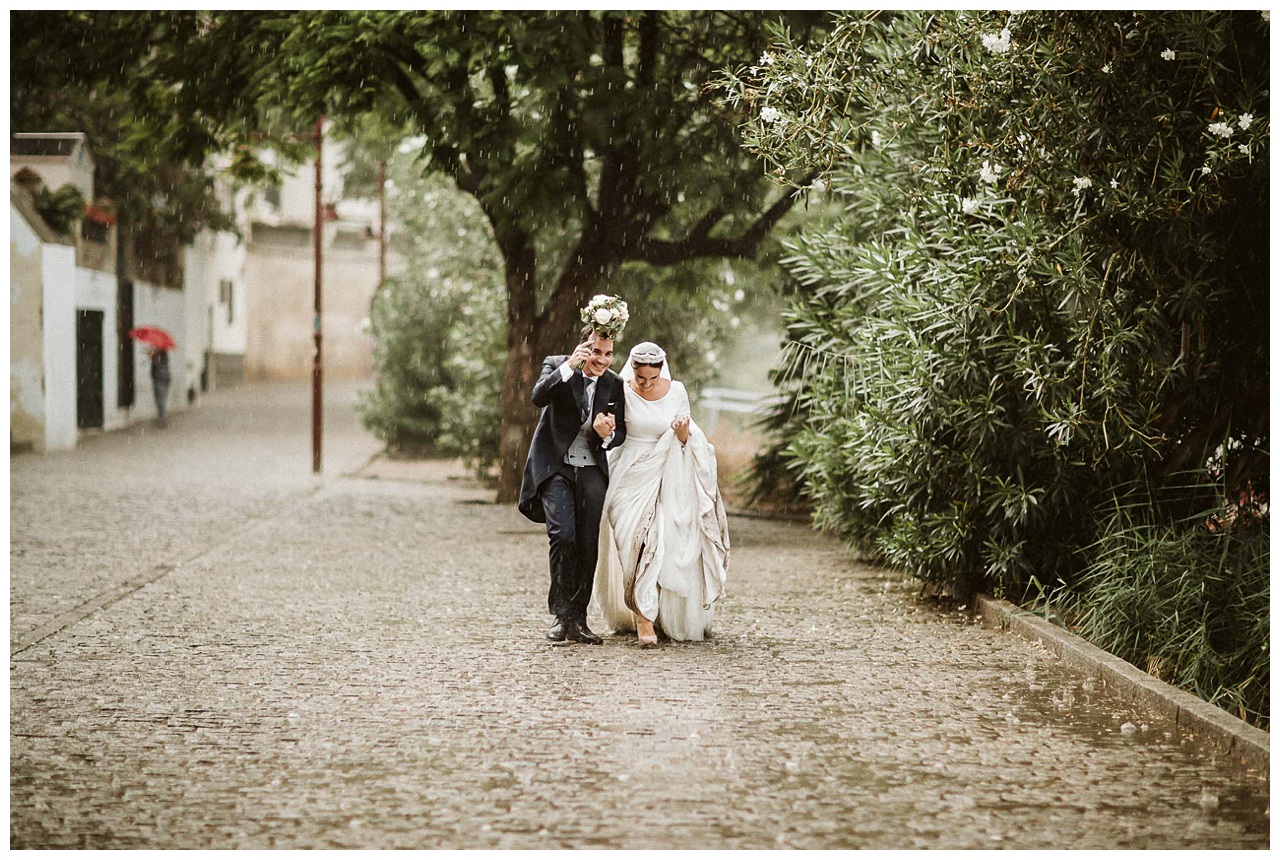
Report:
696,387,781,434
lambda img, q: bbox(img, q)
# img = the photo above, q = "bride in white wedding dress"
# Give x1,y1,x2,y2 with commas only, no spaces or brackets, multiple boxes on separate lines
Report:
592,342,730,644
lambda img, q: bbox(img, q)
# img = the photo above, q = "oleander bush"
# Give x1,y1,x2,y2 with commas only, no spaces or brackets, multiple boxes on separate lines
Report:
720,11,1268,722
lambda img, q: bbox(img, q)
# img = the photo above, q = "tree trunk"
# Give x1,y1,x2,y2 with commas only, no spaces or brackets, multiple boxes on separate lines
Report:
495,245,539,504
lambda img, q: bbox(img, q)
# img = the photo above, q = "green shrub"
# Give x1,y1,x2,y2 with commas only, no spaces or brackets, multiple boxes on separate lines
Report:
34,183,86,234
720,11,1269,599
1071,489,1269,728
357,168,508,477
359,269,506,473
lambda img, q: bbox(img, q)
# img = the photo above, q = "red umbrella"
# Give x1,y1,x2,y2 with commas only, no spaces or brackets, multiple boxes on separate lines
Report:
128,326,176,351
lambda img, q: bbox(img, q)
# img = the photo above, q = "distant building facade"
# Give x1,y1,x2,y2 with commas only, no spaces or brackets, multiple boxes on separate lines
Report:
241,137,394,381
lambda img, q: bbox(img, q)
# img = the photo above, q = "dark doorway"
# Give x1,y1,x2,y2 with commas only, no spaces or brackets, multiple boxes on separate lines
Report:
77,309,105,429
117,281,135,408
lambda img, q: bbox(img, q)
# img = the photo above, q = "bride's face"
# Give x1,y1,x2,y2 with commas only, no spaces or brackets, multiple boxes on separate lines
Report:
632,364,663,393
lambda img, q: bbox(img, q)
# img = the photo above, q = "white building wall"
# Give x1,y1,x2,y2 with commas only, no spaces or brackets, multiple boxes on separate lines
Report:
189,226,248,356
11,204,46,448
274,135,347,225
10,146,95,200
42,244,78,450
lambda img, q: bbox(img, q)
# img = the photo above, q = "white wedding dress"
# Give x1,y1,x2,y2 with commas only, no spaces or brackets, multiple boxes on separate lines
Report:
592,380,730,641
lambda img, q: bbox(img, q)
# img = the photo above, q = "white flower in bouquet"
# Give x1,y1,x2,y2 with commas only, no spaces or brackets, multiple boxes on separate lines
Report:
581,295,629,340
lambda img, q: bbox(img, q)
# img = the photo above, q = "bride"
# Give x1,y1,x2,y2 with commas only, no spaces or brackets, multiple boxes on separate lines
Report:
592,342,730,645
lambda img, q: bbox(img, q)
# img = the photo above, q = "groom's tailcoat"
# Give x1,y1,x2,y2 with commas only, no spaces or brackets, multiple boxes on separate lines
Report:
517,355,627,523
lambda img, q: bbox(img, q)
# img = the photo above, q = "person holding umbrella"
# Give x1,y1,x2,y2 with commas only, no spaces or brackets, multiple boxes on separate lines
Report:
129,326,176,427
148,346,171,426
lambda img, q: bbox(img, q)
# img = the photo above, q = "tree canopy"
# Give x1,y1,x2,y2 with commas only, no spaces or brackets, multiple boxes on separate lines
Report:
14,10,826,497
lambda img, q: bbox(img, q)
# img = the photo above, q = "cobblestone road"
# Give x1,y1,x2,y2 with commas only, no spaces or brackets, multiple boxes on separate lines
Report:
10,381,1270,848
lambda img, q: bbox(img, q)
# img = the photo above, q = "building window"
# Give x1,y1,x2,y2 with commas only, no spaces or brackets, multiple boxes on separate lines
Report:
220,279,234,324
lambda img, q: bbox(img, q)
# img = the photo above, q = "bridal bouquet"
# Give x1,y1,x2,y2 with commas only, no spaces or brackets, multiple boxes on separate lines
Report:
581,294,630,340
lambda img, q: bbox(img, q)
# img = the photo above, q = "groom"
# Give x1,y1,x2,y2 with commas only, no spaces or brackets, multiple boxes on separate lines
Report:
518,326,627,644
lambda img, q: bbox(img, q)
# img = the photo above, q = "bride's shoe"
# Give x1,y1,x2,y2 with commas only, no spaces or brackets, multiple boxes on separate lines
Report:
636,615,658,647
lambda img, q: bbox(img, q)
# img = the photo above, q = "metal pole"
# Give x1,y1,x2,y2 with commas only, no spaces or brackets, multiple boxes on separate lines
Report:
312,115,324,474
378,160,387,292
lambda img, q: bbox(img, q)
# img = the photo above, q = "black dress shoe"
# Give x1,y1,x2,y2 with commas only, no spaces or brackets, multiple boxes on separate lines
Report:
565,618,603,645
547,618,568,642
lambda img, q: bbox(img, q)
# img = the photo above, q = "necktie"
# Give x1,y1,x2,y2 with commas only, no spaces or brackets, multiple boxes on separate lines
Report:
581,375,595,420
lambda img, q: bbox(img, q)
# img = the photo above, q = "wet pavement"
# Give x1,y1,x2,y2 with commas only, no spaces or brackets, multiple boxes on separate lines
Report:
10,380,1271,849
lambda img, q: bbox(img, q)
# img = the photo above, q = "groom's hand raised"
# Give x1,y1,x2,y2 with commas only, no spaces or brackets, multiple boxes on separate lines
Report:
569,341,593,371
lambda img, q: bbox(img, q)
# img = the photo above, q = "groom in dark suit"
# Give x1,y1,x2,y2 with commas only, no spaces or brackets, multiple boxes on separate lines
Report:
518,326,627,644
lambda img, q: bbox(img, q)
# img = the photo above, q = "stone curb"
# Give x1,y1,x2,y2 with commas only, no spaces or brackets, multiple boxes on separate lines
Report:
976,594,1269,776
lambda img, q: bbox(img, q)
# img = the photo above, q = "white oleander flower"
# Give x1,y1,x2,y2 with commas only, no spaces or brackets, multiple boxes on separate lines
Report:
979,160,1003,184
759,51,775,66
1208,121,1235,138
1110,178,1119,190
1101,63,1113,74
1201,165,1212,176
1239,144,1250,155
1072,176,1093,195
1161,48,1176,61
1238,113,1254,130
760,106,782,124
982,29,1012,54
871,130,882,148
962,197,981,214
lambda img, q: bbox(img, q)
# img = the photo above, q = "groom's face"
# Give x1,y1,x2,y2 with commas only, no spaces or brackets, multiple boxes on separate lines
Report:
584,335,614,378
